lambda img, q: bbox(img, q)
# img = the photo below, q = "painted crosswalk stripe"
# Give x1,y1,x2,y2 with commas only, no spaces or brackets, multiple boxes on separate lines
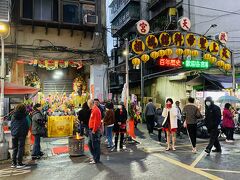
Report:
153,153,223,180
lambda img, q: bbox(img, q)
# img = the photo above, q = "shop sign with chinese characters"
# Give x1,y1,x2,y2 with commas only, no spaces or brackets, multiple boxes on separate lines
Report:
183,60,209,69
158,58,182,67
131,32,231,61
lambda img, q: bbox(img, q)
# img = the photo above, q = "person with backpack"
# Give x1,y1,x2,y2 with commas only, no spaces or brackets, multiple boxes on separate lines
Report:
10,104,29,168
204,97,222,155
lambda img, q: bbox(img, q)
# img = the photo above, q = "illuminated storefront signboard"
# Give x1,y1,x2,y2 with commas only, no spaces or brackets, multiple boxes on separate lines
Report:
183,60,209,69
159,58,182,67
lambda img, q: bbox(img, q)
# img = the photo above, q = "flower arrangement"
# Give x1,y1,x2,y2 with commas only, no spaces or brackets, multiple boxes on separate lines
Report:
25,72,41,88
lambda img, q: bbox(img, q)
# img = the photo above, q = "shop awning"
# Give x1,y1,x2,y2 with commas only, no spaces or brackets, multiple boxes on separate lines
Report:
0,82,39,95
201,73,240,83
201,73,240,88
186,73,240,90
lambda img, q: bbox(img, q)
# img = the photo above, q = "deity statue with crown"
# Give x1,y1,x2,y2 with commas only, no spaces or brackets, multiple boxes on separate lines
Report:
72,76,89,107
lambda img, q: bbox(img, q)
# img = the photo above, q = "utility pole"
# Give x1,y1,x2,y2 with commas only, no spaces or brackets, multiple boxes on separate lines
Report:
140,61,144,120
0,36,4,118
125,38,129,114
0,22,10,160
231,51,236,95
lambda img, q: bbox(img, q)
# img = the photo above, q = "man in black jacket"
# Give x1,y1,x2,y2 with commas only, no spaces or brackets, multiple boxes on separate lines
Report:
11,104,29,168
31,104,46,160
204,97,222,155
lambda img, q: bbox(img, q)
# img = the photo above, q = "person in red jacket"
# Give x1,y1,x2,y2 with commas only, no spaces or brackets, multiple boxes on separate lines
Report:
87,99,102,164
222,103,235,142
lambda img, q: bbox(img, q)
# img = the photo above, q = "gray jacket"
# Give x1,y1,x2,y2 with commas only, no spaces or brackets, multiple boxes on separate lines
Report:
145,102,156,116
32,110,46,135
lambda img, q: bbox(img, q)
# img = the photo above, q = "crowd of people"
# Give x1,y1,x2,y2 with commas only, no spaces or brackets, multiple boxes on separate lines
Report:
77,99,128,164
10,103,46,168
8,95,238,167
146,96,237,155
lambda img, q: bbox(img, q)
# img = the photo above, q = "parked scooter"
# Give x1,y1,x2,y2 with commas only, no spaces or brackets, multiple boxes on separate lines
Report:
196,118,210,138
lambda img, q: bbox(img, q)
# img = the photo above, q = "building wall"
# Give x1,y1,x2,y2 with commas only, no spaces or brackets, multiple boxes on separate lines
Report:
146,76,187,106
90,64,108,101
5,0,106,86
183,0,240,62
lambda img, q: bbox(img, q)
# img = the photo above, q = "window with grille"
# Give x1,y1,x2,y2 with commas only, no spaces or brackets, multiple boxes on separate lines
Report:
0,0,9,22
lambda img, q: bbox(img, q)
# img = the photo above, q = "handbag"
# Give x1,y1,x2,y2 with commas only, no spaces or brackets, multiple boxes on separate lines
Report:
162,116,169,128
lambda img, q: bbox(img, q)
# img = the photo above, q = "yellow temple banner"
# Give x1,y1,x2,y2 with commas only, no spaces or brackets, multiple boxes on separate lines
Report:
47,116,74,137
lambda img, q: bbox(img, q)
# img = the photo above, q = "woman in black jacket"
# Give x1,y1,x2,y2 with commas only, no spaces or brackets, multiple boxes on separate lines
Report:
78,102,91,136
113,103,128,150
11,104,29,168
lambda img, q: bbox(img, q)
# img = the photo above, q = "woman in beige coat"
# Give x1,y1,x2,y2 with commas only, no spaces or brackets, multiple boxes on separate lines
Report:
162,98,178,151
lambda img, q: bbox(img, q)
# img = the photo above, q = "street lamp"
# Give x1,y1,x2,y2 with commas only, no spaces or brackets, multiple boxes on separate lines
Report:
0,22,10,118
0,22,10,151
203,24,217,36
123,38,129,114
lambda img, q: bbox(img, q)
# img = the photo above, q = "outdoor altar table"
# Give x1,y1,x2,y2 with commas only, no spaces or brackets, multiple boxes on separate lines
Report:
47,116,75,137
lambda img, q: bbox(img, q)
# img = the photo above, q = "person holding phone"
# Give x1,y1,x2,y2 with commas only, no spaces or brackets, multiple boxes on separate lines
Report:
162,98,178,151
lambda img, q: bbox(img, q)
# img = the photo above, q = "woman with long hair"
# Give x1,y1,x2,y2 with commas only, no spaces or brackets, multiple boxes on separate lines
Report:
113,103,127,150
78,102,91,136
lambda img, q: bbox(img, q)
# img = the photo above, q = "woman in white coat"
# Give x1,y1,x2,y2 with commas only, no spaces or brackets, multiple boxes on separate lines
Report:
162,98,178,151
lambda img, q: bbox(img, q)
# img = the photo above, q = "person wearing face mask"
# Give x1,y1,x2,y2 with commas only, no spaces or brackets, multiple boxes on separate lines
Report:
113,102,128,150
204,97,222,155
162,98,178,151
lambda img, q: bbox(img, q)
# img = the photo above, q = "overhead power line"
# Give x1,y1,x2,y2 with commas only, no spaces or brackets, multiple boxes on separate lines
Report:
182,2,240,16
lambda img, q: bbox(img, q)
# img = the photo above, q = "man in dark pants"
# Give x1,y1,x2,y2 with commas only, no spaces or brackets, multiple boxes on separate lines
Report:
145,99,156,134
88,99,102,164
182,97,202,153
204,97,222,155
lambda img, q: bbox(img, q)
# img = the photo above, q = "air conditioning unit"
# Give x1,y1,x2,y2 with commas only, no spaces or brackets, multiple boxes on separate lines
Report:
83,14,98,26
0,0,9,22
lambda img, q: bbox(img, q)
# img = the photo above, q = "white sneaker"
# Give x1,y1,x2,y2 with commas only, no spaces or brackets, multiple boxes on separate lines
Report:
16,163,26,168
89,160,96,164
